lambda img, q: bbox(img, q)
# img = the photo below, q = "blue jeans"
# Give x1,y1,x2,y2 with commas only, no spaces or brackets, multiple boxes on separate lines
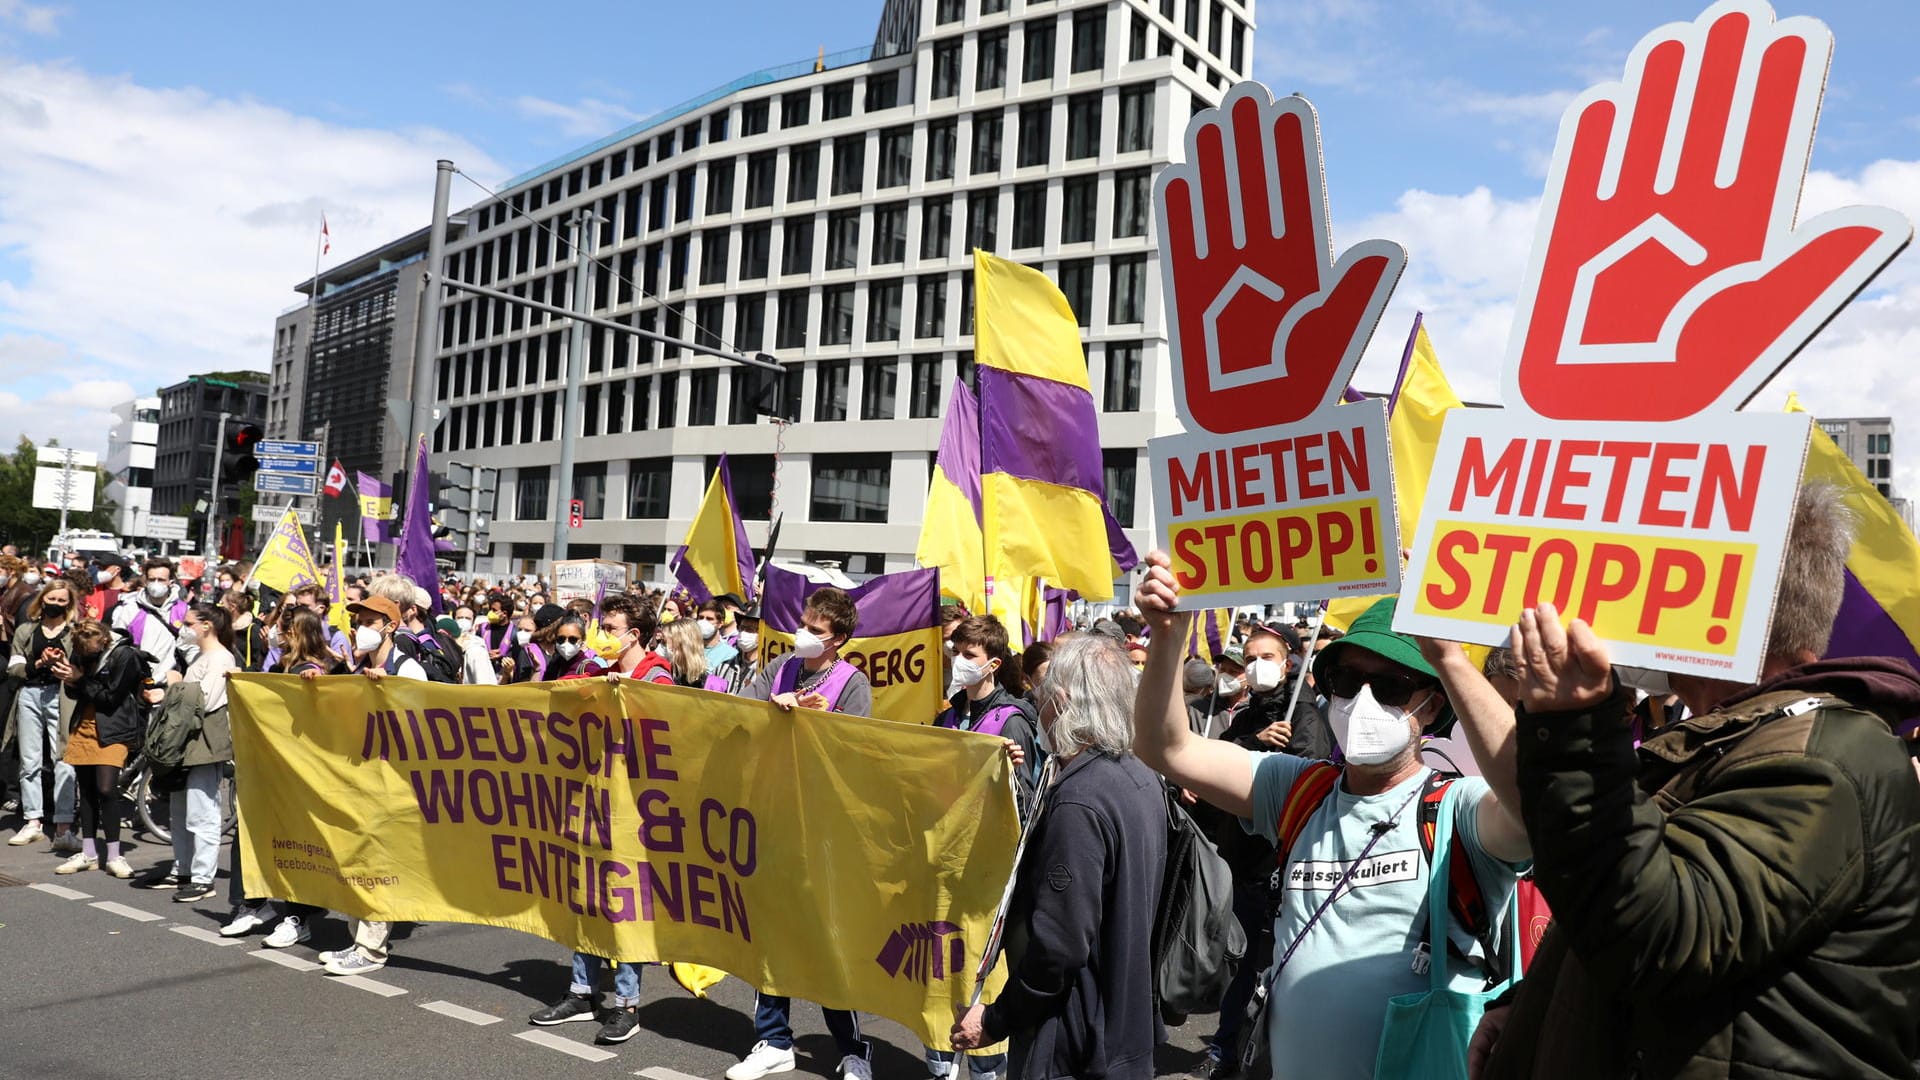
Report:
753,993,868,1059
572,953,642,1008
15,683,74,824
1208,880,1274,1057
927,1048,1009,1077
168,764,223,885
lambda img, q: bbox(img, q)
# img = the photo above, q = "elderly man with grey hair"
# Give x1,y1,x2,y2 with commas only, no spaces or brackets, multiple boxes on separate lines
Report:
950,633,1168,1080
1476,481,1920,1080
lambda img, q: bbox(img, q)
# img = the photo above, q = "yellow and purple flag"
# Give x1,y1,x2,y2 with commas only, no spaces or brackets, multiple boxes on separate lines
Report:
1786,394,1920,729
759,563,944,724
356,471,395,545
973,251,1137,601
917,379,987,616
327,521,350,636
673,453,758,604
1185,608,1235,663
252,509,322,594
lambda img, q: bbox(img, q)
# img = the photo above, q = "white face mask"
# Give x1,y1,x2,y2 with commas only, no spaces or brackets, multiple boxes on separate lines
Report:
698,618,718,641
24,572,41,586
354,625,385,653
95,569,114,585
951,656,994,690
145,581,170,602
455,617,474,634
266,625,282,646
1327,684,1425,767
1245,657,1286,694
515,630,533,647
736,631,758,651
792,628,827,660
557,641,582,660
1216,674,1244,697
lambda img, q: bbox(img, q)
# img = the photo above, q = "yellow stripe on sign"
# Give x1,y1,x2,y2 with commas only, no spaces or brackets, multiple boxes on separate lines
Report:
1168,496,1393,598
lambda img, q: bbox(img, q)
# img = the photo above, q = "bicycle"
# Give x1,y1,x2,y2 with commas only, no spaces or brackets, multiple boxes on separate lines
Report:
119,752,236,844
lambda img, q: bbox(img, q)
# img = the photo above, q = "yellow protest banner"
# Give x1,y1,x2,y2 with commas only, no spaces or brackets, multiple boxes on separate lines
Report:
252,508,322,593
758,564,946,725
228,674,1017,1045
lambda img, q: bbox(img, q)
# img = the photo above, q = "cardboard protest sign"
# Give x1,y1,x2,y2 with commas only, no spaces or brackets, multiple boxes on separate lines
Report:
551,558,629,604
1396,0,1910,680
1148,82,1406,608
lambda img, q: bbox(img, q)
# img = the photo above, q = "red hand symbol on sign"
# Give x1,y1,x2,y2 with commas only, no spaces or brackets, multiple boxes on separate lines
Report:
1156,84,1405,435
1511,1,1910,421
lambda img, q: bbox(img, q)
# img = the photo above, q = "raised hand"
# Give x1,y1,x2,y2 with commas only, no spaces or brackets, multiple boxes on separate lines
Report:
1156,83,1405,435
1510,1,1909,421
1512,604,1614,715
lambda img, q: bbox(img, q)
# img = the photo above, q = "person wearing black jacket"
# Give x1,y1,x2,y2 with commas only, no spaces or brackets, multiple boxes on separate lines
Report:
939,615,1041,811
1215,625,1329,761
52,620,147,878
952,634,1167,1080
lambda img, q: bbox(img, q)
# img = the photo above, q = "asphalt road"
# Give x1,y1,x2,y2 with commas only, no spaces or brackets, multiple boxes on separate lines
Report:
0,818,1213,1080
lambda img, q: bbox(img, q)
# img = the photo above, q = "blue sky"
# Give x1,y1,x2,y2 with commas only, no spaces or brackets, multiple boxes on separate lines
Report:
0,0,1915,474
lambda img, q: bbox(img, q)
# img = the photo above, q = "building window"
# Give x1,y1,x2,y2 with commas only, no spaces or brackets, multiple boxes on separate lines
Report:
926,119,958,181
1232,17,1246,72
878,126,913,188
657,371,678,427
865,70,902,112
977,29,1009,91
782,217,815,275
1110,254,1146,323
741,99,770,136
1013,183,1047,248
1071,9,1106,72
736,294,767,350
1129,9,1149,59
1059,258,1093,326
972,110,1003,174
815,359,850,420
675,168,696,223
981,0,1006,11
936,0,965,24
708,454,776,519
1103,341,1142,412
706,158,736,214
787,145,819,202
699,228,731,285
909,355,943,417
1063,174,1097,243
740,222,771,280
688,369,718,425
827,209,861,271
573,462,608,519
821,286,856,346
872,202,908,265
867,280,903,342
1185,0,1200,38
1066,93,1102,159
862,357,898,420
745,151,776,208
916,275,949,338
1024,18,1056,81
628,458,671,518
822,80,854,120
776,288,809,349
967,190,998,251
921,196,953,259
781,90,810,128
933,40,963,98
1209,0,1225,55
516,465,550,521
831,134,866,196
1118,85,1154,152
1103,448,1137,527
1017,102,1052,167
811,452,891,523
1113,167,1150,237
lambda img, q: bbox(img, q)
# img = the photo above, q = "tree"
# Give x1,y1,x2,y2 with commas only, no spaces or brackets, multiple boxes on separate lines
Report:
0,436,122,556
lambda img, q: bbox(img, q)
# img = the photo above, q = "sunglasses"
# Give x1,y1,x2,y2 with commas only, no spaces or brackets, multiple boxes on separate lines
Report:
1320,665,1437,708
556,635,584,644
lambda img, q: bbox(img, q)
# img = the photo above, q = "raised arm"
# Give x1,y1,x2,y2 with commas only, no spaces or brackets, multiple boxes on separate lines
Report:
1132,550,1257,819
1419,638,1529,863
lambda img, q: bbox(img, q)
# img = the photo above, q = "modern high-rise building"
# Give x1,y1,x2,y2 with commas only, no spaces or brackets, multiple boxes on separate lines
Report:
287,0,1255,582
105,396,160,539
152,374,269,521
1817,415,1912,529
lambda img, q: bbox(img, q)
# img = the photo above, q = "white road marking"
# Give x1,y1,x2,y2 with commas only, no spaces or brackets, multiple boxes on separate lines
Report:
514,1030,618,1063
170,925,243,947
332,974,407,997
28,883,91,900
637,1069,708,1080
251,949,322,972
89,901,163,922
419,1000,504,1026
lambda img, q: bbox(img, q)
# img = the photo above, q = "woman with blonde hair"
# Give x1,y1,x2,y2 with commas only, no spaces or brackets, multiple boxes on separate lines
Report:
51,618,146,878
6,579,82,853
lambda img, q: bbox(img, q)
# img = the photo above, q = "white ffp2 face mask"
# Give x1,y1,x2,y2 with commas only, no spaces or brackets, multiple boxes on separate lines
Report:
1245,657,1285,694
698,618,718,641
514,630,532,647
792,629,827,659
736,631,759,651
1328,684,1425,766
951,656,993,689
1216,674,1243,697
556,641,581,660
354,625,385,653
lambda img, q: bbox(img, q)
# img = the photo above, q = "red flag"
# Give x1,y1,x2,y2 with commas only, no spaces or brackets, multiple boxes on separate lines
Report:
320,214,331,255
323,460,347,497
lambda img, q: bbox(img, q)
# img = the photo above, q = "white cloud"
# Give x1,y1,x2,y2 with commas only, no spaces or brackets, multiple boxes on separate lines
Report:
0,1,59,35
0,59,506,458
513,95,645,138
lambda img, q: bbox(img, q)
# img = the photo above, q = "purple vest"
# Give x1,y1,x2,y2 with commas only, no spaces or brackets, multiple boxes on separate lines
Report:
939,702,1022,737
771,655,858,711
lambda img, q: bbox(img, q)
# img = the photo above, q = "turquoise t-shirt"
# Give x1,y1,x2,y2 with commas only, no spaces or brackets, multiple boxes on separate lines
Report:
1241,753,1523,1080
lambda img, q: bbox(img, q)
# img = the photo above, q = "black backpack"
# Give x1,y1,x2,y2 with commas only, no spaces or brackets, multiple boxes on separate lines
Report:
395,628,462,684
1152,786,1248,1025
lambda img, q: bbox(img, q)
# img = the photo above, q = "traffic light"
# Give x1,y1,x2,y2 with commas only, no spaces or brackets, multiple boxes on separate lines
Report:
436,461,497,556
223,423,264,481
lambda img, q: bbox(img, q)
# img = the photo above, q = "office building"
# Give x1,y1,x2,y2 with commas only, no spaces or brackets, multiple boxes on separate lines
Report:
104,396,161,540
1817,415,1913,529
152,373,269,520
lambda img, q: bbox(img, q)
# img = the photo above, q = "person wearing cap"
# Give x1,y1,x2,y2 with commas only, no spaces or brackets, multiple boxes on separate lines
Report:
1130,550,1529,1080
84,553,129,621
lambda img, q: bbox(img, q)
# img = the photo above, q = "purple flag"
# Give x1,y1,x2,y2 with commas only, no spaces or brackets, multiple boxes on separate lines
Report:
761,563,939,639
356,471,395,545
394,435,442,616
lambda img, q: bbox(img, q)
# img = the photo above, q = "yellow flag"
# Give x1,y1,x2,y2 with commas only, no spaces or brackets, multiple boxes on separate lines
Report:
253,509,322,594
672,455,755,603
327,522,350,635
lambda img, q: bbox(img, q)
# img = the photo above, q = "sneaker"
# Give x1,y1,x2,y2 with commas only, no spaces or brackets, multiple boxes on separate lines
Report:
173,880,215,903
323,950,386,976
7,821,44,846
725,1041,798,1080
528,992,598,1026
103,857,135,879
54,852,97,875
972,1071,1002,1080
839,1055,874,1080
594,1006,641,1044
135,868,180,891
316,948,343,966
264,916,310,949
50,831,83,855
220,904,271,937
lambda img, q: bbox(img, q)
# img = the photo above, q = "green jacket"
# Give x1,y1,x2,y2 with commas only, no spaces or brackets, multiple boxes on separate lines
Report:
1485,660,1920,1080
4,618,77,759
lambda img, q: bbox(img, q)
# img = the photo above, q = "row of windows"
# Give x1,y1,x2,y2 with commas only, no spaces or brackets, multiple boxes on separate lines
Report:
511,444,1142,528
930,2,1246,97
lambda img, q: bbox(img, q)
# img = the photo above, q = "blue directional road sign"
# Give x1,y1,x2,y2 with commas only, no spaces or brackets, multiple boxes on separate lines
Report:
255,455,318,475
254,472,318,496
257,440,320,458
